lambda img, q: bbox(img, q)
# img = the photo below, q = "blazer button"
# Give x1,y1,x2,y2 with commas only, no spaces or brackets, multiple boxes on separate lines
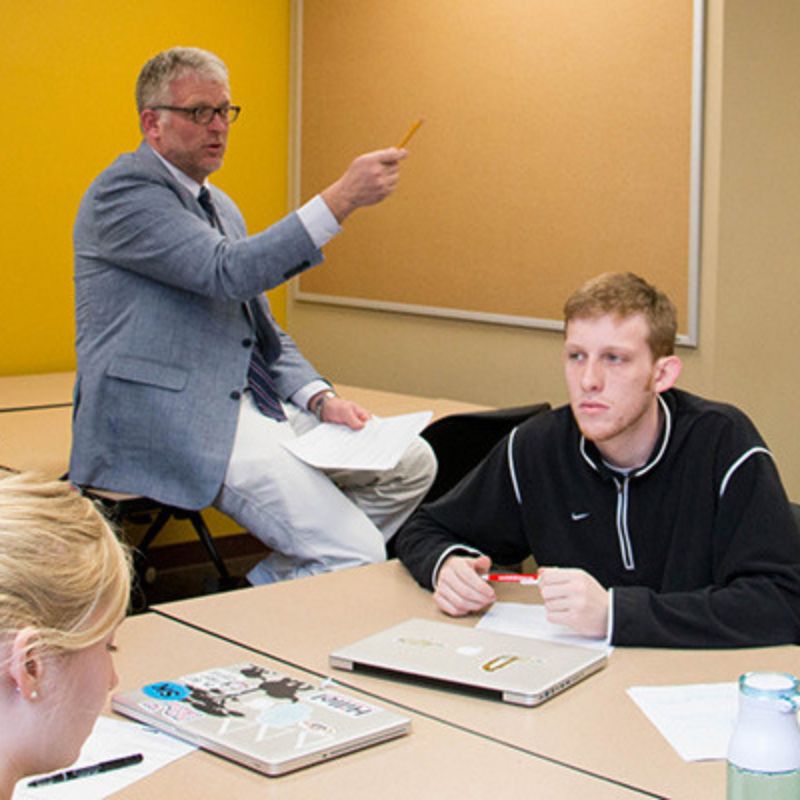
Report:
230,390,241,400
242,338,253,347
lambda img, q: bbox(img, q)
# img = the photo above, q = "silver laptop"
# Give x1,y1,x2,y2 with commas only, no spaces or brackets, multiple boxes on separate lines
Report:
112,662,411,776
330,618,607,707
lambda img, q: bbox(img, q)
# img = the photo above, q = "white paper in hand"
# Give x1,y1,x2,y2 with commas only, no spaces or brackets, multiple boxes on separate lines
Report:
282,411,433,471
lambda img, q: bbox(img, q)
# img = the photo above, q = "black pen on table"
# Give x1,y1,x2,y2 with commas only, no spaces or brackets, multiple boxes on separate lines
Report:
27,753,143,788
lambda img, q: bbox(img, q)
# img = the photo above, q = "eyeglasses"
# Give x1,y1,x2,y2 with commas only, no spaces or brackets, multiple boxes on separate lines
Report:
151,105,242,125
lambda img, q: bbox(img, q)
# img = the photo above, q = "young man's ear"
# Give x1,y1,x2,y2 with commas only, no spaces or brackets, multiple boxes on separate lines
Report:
653,355,682,394
8,627,43,701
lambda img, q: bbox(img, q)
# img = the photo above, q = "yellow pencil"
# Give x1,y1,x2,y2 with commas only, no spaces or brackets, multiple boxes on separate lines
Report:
397,118,425,148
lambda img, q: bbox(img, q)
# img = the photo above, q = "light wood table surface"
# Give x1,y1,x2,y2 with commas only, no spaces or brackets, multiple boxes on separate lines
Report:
0,370,74,411
155,560,800,799
0,371,487,419
0,376,488,480
335,383,490,421
0,405,72,477
105,612,649,799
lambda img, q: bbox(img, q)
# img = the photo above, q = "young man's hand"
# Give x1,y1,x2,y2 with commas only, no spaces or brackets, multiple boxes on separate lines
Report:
434,554,495,616
538,567,609,638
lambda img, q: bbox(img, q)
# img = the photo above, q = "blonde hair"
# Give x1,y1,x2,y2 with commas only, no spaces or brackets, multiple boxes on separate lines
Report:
563,272,678,359
0,474,131,657
136,46,229,113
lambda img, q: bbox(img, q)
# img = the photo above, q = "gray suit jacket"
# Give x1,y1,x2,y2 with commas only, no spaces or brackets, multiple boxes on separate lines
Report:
70,142,323,508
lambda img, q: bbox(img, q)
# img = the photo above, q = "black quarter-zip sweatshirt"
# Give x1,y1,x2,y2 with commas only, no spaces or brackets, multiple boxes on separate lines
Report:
395,390,800,647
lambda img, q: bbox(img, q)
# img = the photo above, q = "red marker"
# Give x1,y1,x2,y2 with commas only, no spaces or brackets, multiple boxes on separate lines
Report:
482,572,539,585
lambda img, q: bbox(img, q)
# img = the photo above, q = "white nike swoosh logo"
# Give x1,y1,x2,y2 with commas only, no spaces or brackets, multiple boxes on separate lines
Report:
571,512,590,521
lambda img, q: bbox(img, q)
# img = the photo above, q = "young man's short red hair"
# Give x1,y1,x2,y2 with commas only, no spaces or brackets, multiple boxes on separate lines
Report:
563,272,678,359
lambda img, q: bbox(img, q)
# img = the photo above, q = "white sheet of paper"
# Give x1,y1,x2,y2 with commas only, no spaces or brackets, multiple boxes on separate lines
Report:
282,411,433,471
476,602,612,652
13,715,195,800
627,682,739,761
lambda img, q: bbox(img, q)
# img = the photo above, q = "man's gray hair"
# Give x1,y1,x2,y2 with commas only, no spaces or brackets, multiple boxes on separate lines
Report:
136,46,228,113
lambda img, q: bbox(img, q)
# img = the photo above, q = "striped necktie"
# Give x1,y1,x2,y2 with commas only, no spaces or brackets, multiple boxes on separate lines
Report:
197,188,286,421
244,301,286,421
197,186,220,227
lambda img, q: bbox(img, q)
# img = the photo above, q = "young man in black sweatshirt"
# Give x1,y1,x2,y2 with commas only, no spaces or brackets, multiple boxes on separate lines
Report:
395,272,800,647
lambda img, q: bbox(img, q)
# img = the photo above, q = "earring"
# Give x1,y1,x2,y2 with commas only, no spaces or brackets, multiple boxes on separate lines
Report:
30,690,38,700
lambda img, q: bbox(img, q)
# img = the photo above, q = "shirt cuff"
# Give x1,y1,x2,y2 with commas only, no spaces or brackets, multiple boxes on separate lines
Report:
606,587,615,643
432,545,484,588
296,195,341,249
291,380,332,412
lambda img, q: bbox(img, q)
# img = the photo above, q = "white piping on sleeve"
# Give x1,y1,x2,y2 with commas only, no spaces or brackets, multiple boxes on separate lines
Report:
507,428,522,505
432,544,483,587
719,447,773,498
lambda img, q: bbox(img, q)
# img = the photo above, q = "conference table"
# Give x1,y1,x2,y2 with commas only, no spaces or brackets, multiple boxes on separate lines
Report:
8,370,792,795
0,371,74,475
0,370,74,411
0,372,488,478
104,611,652,798
154,560,800,799
0,371,487,419
0,406,72,477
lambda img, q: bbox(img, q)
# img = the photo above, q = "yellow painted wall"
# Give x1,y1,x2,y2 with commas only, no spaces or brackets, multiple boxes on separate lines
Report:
2,1,291,545
1,0,289,377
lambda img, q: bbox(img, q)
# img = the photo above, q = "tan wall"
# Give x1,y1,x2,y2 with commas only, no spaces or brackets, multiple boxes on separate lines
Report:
288,0,800,500
711,0,800,497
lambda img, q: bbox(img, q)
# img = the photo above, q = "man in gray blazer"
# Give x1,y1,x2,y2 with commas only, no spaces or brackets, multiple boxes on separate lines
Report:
71,46,435,584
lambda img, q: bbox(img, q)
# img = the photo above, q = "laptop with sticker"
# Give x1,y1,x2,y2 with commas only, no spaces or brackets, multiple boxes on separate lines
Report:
111,662,411,776
329,618,607,707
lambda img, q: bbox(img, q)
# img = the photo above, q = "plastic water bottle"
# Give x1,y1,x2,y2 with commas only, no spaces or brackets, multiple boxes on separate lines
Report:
727,672,800,799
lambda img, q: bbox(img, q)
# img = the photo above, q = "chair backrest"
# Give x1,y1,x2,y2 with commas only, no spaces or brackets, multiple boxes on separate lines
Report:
420,403,550,504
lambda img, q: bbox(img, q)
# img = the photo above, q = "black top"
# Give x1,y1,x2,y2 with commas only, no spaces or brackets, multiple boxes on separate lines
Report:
395,389,800,647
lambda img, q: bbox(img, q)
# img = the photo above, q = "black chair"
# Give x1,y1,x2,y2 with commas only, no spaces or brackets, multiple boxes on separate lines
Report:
420,402,550,504
792,502,800,531
79,488,232,598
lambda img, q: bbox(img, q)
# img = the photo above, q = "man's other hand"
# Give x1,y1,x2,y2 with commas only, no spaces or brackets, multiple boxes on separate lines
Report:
538,567,609,639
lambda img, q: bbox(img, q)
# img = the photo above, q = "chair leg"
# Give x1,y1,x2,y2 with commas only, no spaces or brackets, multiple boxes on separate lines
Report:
137,507,173,556
187,511,231,581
